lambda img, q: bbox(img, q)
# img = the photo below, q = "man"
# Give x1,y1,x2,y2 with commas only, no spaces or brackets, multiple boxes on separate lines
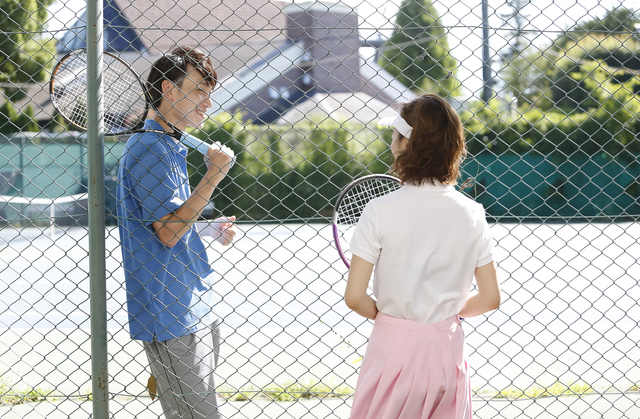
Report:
116,45,236,419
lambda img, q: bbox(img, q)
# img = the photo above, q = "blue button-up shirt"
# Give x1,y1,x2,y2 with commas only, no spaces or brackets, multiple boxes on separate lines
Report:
116,120,216,342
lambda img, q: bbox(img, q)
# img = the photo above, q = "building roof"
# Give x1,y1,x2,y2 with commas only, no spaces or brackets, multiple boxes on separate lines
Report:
58,0,288,54
29,0,418,126
211,41,307,113
275,92,403,126
118,0,288,53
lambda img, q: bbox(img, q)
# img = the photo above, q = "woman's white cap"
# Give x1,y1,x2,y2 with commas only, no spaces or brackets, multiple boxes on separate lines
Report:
378,114,412,139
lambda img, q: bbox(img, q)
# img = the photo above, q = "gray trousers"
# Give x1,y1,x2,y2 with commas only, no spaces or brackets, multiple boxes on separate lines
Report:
143,321,223,419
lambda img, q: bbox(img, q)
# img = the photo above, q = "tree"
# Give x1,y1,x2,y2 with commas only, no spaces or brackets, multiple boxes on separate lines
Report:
0,0,56,99
552,7,639,52
539,7,640,111
0,101,39,133
378,0,460,96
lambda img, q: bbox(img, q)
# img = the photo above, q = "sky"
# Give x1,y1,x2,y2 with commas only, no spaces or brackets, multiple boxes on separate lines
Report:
46,0,637,97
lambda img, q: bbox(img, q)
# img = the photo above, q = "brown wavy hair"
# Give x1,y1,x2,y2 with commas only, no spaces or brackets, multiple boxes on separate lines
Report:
391,94,466,186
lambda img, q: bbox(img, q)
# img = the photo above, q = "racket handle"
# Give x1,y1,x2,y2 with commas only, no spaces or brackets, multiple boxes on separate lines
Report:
180,132,236,169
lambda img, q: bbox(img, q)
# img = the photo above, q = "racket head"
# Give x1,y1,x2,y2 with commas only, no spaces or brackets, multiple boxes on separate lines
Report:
332,174,403,269
50,48,149,135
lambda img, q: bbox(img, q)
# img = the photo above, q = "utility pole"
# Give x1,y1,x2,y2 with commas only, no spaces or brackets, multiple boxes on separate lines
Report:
482,0,493,102
87,0,109,417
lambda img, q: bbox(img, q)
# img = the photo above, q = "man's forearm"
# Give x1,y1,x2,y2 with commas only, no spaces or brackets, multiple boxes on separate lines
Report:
154,173,223,246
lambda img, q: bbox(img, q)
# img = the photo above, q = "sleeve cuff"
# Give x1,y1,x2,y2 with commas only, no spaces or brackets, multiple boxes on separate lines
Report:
476,255,494,268
350,247,378,265
144,199,184,227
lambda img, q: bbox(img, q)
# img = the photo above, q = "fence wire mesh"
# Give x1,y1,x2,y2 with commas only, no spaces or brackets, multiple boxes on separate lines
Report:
1,0,639,418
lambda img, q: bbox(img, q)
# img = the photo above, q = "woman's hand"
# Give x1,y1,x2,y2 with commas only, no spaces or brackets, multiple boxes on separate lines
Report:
344,255,378,319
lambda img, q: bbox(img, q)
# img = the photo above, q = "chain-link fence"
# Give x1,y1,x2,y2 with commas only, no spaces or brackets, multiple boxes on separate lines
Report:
1,0,639,418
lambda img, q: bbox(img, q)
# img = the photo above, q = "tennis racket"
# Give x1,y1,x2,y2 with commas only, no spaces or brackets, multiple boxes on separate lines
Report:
332,174,402,268
49,48,235,167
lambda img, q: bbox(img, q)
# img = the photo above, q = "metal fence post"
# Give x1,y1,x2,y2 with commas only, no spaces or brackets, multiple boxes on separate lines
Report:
481,0,492,102
86,0,109,416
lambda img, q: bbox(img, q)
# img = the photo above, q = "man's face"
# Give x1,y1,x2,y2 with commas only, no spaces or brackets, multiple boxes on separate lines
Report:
164,65,213,131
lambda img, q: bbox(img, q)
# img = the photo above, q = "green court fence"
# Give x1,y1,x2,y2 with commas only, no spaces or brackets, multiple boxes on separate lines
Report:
0,0,639,418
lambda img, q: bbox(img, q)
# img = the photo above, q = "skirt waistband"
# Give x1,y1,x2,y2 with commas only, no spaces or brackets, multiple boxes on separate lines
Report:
374,312,461,334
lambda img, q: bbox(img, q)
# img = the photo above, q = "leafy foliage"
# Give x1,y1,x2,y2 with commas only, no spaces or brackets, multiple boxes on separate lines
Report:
522,7,640,111
552,7,640,52
189,114,392,221
0,0,56,86
378,0,460,96
0,101,39,133
0,0,57,132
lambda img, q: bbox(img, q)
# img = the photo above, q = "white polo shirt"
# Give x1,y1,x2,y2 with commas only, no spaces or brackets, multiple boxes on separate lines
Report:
350,181,494,324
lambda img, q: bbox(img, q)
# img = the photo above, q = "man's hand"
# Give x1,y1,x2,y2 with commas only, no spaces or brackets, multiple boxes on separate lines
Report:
197,216,237,246
204,142,234,178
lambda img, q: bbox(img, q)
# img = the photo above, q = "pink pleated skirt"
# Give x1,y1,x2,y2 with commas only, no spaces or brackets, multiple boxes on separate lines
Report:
350,313,471,419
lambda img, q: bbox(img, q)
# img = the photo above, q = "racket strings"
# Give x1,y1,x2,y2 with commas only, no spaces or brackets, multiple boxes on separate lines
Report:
337,179,401,226
52,52,90,128
334,177,401,260
102,55,146,133
52,50,147,134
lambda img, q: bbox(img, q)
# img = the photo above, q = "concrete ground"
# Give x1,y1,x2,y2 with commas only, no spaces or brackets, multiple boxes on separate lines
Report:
2,224,640,418
2,393,640,419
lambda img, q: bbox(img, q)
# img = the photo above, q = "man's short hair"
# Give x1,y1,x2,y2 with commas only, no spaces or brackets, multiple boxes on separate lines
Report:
146,45,218,109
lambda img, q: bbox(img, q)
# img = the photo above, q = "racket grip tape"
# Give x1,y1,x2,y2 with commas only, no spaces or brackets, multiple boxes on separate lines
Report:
180,132,236,169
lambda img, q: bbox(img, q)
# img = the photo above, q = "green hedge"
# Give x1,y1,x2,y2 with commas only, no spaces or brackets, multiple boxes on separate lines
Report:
461,99,640,219
187,105,639,221
188,115,393,221
5,105,636,224
462,96,640,157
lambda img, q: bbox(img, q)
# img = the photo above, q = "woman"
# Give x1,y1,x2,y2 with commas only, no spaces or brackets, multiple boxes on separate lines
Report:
345,94,501,419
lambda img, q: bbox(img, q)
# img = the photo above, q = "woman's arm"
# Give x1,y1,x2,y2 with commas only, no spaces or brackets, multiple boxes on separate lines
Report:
458,261,501,318
344,255,378,319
